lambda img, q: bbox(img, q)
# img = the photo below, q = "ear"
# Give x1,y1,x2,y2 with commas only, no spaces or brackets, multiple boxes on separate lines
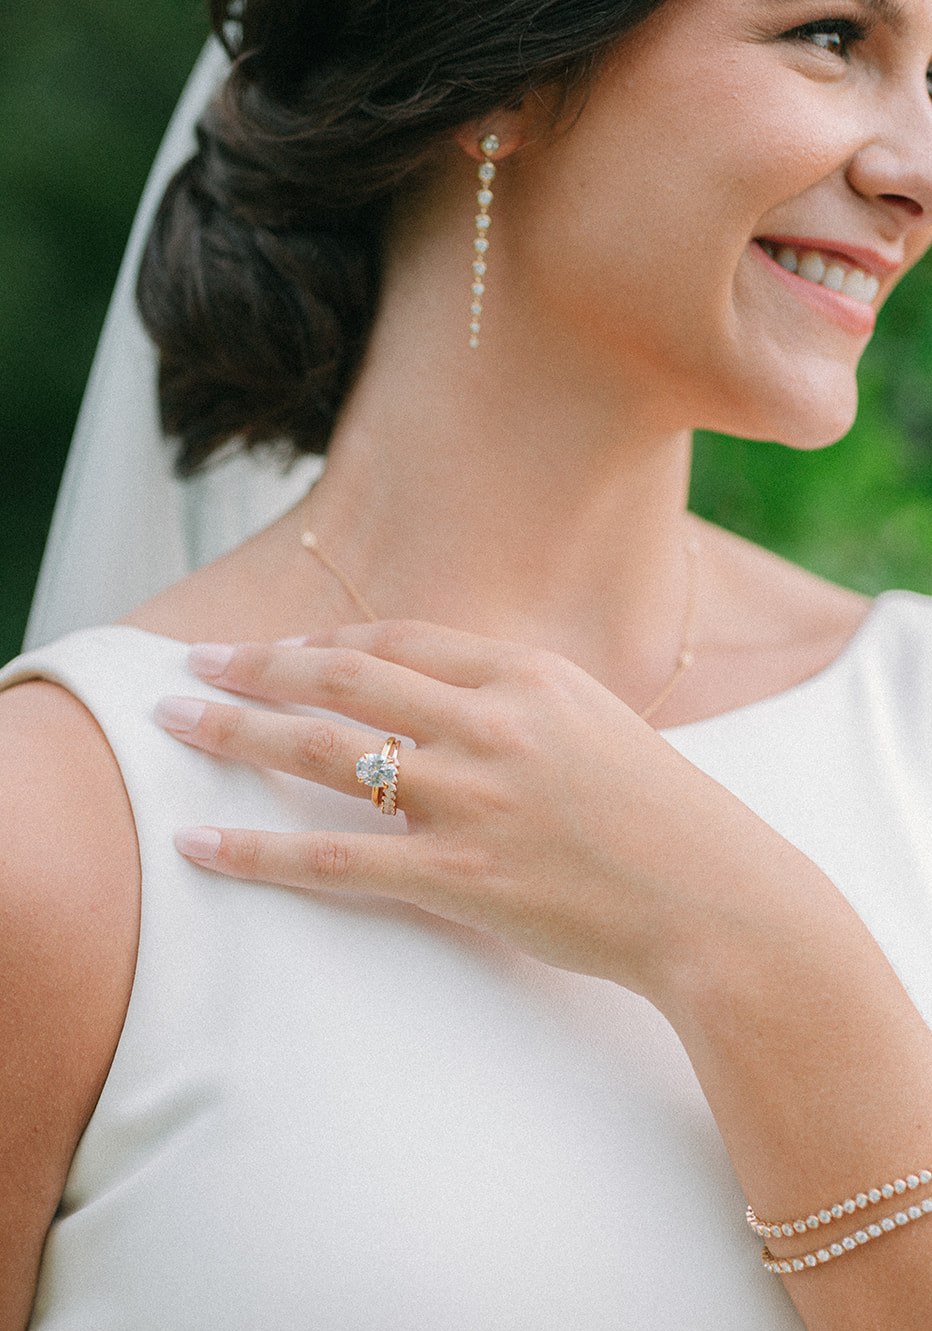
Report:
453,111,530,162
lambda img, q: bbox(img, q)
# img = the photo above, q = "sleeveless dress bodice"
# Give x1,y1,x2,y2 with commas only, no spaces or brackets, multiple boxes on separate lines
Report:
3,591,932,1329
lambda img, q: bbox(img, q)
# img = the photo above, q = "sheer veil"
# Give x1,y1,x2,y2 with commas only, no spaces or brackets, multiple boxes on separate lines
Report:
24,39,322,650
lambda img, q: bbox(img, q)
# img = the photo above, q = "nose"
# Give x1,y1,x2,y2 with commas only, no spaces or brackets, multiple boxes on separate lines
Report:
846,79,932,228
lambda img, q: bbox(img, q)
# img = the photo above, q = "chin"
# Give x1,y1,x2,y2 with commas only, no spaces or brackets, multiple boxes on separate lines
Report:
779,420,857,451
708,363,861,452
775,391,861,451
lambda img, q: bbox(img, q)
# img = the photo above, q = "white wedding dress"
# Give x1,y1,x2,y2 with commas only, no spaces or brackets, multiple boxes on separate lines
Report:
3,592,932,1328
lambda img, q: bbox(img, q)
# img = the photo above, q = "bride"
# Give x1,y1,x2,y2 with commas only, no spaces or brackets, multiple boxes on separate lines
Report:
3,0,932,1326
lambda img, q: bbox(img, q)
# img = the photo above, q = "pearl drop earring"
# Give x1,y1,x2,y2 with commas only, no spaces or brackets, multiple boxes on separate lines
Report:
469,134,499,349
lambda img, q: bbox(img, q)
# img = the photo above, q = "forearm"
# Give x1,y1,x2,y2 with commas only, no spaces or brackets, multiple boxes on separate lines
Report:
658,836,932,1329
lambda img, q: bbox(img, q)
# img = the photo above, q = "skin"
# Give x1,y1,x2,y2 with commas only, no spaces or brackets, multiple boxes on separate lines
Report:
3,0,932,1324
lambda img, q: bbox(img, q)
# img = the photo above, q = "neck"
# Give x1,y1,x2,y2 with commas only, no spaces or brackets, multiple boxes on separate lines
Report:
299,360,696,712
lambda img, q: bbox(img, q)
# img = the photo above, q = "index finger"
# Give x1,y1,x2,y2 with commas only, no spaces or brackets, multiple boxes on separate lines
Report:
185,639,459,742
297,618,528,686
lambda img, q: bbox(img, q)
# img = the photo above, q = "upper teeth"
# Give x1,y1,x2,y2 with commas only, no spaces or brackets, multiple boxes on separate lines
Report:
759,241,880,305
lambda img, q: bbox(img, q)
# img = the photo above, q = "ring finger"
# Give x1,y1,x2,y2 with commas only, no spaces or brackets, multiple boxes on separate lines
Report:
154,696,417,808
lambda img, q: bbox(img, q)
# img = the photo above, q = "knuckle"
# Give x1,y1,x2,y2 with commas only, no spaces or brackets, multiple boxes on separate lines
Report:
293,723,338,773
203,702,247,749
220,644,274,690
305,836,352,882
317,649,367,698
469,772,514,819
367,620,415,657
511,647,563,690
467,700,525,756
427,835,498,908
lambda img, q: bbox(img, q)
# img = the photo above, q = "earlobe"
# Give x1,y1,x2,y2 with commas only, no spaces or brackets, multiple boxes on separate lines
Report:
453,112,528,161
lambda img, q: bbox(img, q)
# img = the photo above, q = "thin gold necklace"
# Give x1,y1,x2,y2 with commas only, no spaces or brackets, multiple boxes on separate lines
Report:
299,529,698,723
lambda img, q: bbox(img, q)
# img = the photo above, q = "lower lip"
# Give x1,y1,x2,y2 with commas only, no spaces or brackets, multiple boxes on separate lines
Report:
751,241,876,337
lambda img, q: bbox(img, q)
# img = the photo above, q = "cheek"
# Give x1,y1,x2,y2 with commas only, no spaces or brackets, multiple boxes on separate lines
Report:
531,57,852,298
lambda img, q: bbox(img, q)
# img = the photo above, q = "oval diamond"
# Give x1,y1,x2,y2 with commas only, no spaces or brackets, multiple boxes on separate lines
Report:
356,754,397,788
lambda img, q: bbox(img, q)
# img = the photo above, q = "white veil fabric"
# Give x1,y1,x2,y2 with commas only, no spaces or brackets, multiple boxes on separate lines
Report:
24,39,322,650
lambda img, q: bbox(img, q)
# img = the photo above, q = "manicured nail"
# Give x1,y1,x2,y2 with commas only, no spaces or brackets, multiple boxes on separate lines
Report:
154,696,207,734
188,643,235,678
174,826,222,864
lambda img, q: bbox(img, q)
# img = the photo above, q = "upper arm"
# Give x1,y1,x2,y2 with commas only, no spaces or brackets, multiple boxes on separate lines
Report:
0,680,140,1330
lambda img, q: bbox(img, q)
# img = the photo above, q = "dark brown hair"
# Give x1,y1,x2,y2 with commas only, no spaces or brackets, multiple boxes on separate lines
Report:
137,0,668,474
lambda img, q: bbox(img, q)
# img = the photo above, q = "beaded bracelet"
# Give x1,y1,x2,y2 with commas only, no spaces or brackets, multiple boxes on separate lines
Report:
746,1169,932,1240
761,1198,932,1274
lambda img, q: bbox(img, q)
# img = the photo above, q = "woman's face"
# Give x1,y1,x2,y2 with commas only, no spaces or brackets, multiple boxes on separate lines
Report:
510,0,932,446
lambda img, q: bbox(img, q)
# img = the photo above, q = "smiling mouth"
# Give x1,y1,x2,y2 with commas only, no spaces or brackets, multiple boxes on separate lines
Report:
756,240,880,305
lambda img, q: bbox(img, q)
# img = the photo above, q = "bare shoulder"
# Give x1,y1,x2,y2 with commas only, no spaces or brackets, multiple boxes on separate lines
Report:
120,503,346,643
0,681,139,1328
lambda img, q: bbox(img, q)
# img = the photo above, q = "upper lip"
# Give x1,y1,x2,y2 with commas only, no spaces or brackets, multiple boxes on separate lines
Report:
756,235,902,281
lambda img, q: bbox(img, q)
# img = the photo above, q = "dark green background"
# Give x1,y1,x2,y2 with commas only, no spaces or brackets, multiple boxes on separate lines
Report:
3,1,932,667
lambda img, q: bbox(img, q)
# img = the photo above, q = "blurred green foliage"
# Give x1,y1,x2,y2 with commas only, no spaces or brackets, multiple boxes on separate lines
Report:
2,1,932,667
1,0,206,664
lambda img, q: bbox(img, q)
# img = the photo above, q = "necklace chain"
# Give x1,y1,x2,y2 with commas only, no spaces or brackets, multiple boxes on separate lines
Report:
300,531,378,622
300,529,698,722
639,535,699,722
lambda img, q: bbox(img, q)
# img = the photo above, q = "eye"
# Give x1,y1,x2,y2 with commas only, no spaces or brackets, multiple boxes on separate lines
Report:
786,16,871,58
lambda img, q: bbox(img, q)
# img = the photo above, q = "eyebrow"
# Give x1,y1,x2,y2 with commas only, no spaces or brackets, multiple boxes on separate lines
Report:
856,0,907,28
769,0,907,31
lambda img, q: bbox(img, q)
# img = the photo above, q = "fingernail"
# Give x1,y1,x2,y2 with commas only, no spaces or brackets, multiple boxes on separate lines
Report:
276,636,308,647
174,826,222,864
154,696,207,734
188,643,235,678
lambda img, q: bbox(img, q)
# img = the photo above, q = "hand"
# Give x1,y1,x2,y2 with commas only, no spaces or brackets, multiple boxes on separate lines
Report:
154,619,802,1005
